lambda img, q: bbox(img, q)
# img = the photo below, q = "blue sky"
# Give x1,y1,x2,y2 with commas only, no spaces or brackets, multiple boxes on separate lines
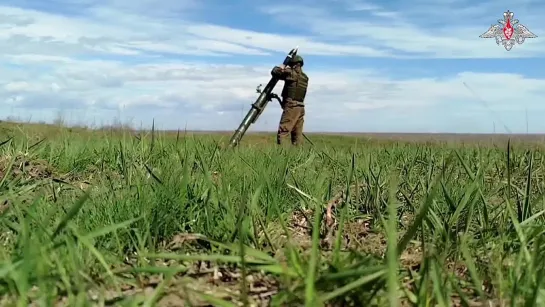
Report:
0,0,544,133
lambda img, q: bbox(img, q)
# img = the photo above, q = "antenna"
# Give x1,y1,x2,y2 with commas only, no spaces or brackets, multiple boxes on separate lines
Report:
525,107,529,134
462,82,512,134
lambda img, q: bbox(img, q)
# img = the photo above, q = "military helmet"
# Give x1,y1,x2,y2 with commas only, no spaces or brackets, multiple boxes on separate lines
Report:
290,55,304,66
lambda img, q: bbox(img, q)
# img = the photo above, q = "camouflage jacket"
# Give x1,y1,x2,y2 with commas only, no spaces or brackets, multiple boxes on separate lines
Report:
271,66,308,107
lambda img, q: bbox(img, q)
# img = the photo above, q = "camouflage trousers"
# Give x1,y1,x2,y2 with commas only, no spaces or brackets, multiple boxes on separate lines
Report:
277,105,305,146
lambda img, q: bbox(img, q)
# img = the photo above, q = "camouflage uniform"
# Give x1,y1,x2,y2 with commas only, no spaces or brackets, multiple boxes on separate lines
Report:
270,55,309,146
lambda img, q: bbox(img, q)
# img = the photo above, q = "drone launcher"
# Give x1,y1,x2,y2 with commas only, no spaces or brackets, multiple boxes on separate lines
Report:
228,47,298,147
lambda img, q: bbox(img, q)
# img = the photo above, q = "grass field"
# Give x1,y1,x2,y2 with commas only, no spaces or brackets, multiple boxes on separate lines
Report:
1,120,545,306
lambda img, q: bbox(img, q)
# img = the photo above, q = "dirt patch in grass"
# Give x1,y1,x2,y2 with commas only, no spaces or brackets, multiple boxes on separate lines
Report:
282,206,423,267
1,180,481,306
8,208,482,306
0,154,55,181
102,264,279,306
7,245,281,306
0,154,56,214
0,154,95,215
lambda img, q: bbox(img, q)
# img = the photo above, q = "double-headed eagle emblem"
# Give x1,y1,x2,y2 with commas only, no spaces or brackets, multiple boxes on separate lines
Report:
479,10,537,51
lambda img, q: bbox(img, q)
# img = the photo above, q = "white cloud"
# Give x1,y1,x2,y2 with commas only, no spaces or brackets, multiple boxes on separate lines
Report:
0,4,390,58
2,53,545,132
1,0,543,59
260,1,544,58
0,0,544,133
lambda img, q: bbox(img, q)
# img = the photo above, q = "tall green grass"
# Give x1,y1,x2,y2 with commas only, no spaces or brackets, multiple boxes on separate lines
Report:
1,125,545,306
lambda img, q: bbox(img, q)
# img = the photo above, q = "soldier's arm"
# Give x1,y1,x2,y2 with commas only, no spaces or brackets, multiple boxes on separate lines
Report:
271,65,293,80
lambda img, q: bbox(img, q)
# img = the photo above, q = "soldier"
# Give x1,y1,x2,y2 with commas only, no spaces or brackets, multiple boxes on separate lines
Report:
270,55,309,146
